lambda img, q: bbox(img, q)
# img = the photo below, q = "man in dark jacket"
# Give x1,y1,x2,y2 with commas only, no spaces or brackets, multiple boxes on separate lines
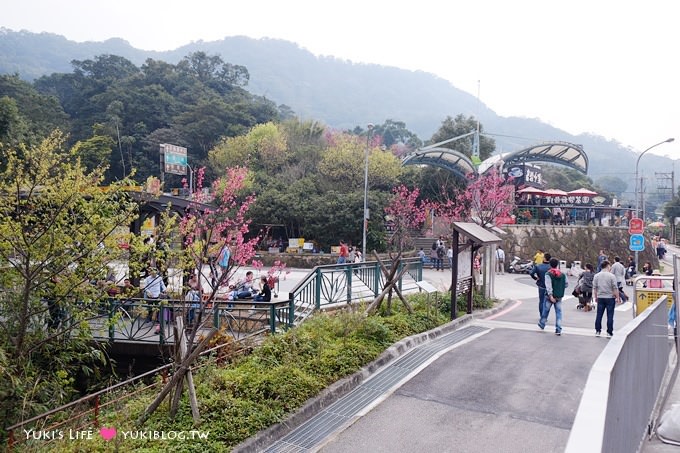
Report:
538,258,568,336
529,253,551,317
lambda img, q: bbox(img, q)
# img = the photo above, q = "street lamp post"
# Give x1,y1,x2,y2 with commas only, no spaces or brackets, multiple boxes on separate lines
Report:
362,124,374,262
634,137,674,270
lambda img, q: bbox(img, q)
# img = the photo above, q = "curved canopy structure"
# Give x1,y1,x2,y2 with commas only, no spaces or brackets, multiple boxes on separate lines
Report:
489,141,588,175
401,147,476,181
402,140,589,184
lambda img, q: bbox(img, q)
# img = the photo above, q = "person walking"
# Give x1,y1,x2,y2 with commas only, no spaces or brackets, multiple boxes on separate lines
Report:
447,245,453,271
495,246,505,274
577,263,595,310
596,250,607,273
472,252,482,287
625,256,636,285
592,260,620,338
432,236,445,271
436,240,446,271
610,256,628,303
143,267,167,334
538,258,568,336
529,253,551,317
337,241,349,264
533,249,545,265
657,238,667,260
430,242,438,270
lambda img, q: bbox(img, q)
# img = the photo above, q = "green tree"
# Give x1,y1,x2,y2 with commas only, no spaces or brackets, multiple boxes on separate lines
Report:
176,51,250,91
248,122,288,172
0,131,138,427
208,134,251,170
429,114,495,161
71,123,116,172
0,96,28,147
0,74,69,146
664,191,680,243
317,132,402,191
371,119,422,150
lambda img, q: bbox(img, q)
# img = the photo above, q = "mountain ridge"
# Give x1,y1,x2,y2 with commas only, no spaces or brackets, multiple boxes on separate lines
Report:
0,28,675,185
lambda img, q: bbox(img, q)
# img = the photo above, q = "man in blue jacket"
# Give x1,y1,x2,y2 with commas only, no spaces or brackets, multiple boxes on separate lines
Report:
529,253,551,317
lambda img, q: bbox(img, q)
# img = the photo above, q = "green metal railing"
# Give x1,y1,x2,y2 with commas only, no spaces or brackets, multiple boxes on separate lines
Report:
289,258,423,325
90,297,295,345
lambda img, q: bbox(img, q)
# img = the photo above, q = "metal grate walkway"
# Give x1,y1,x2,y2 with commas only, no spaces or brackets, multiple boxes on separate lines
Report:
263,325,489,452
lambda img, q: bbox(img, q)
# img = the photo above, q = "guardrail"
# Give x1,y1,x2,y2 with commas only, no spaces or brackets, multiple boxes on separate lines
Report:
565,295,670,453
513,204,634,226
289,258,423,324
88,297,295,345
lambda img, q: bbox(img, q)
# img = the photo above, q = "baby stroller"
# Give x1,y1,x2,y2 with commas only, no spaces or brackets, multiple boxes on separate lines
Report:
574,286,594,312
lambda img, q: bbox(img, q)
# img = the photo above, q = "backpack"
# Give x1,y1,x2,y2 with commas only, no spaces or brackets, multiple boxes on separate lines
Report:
436,245,445,259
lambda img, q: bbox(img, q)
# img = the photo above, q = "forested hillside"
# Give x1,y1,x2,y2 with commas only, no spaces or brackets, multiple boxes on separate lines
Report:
3,28,679,217
2,28,670,184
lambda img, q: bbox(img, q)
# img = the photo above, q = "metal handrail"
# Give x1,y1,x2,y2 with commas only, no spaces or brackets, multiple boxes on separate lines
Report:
83,297,295,345
288,258,422,325
513,204,635,226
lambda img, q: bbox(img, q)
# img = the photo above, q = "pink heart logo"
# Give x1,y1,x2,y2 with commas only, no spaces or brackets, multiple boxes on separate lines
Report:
99,427,117,441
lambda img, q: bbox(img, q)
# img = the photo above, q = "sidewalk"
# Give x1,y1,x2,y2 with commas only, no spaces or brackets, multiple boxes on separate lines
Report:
238,261,609,452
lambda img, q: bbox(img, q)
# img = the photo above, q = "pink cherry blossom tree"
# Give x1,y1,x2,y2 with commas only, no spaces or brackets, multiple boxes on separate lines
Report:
141,166,263,424
437,169,515,227
366,185,429,315
180,166,259,294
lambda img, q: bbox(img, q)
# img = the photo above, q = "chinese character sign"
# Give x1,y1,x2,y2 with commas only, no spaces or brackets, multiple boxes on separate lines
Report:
506,164,544,187
160,143,188,176
544,195,592,205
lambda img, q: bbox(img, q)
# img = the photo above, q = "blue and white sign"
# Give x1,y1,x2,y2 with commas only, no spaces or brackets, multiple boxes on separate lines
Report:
629,234,645,252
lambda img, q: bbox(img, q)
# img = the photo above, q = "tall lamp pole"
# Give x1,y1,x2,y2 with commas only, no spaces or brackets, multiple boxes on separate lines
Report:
634,137,674,269
362,124,374,262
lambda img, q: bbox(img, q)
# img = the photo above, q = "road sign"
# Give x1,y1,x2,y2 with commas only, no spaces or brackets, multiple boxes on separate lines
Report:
160,143,188,175
629,218,644,234
635,287,673,316
629,234,645,252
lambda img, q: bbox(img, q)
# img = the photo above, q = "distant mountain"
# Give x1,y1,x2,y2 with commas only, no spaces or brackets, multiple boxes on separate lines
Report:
0,28,675,187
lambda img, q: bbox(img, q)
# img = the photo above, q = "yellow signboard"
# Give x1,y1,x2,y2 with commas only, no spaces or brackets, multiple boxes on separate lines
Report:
634,289,674,316
141,217,155,237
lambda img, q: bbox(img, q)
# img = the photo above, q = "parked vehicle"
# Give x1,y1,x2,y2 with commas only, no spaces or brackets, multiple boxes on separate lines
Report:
508,256,534,273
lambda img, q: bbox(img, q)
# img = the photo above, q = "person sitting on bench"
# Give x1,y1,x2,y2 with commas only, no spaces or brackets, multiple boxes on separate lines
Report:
231,271,257,299
254,276,271,302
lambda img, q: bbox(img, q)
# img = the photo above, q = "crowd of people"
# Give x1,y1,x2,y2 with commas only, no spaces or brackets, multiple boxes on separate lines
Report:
529,246,673,339
41,238,279,335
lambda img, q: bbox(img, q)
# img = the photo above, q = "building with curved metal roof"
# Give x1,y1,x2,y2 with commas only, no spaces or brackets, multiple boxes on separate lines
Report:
402,139,588,182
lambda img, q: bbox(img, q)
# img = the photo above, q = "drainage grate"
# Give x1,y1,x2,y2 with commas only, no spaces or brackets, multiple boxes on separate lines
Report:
263,325,488,452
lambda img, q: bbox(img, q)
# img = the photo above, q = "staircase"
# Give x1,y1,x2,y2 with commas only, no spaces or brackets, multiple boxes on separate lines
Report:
413,237,451,269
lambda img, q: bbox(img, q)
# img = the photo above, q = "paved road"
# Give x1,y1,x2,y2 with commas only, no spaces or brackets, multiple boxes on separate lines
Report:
309,269,632,452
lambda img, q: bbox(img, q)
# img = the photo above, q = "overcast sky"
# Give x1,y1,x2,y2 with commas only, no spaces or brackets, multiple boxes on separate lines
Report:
4,0,680,157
